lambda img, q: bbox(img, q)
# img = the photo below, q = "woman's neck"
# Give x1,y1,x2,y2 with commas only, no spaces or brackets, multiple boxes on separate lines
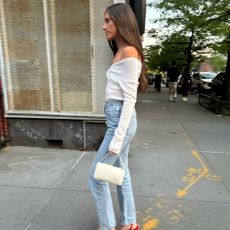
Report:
115,37,127,50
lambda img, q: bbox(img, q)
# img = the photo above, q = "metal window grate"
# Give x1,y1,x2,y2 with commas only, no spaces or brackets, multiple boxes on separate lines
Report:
0,0,92,113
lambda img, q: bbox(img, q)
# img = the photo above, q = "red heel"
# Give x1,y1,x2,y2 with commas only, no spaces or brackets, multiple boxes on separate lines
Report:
129,224,140,230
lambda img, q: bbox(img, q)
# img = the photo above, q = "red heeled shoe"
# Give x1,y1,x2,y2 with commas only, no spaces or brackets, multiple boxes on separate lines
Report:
129,224,140,230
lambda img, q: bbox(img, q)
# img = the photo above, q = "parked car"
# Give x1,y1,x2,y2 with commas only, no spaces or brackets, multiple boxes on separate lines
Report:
191,72,216,92
209,72,226,98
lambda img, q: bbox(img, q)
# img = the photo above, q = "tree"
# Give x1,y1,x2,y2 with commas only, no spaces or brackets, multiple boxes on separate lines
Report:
146,0,229,73
145,30,192,71
207,11,230,100
209,55,227,72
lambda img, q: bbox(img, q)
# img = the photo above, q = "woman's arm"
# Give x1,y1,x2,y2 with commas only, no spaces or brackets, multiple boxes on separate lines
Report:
109,47,141,154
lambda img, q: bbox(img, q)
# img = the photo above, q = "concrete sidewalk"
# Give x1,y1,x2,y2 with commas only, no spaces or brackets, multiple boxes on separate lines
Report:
0,87,230,230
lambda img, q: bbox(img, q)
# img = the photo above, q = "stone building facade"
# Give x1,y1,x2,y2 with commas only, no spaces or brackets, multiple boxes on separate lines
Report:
0,0,145,149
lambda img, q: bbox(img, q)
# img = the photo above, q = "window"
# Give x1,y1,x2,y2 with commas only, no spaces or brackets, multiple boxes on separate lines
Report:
0,0,93,113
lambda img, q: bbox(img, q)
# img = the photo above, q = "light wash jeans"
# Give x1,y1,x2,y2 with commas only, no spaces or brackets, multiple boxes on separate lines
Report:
89,100,137,230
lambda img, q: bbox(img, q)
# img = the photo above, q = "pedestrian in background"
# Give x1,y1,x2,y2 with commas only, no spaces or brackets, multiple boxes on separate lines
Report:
155,68,162,92
181,68,192,101
167,63,180,101
89,3,147,230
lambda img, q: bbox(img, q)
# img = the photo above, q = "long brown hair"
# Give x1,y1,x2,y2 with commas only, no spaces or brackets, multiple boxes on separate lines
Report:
105,3,148,93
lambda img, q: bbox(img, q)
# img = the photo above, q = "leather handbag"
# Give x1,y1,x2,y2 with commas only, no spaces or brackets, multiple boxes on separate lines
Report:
93,154,125,185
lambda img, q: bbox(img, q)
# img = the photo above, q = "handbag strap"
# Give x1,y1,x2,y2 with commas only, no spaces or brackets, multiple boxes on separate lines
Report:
99,154,125,169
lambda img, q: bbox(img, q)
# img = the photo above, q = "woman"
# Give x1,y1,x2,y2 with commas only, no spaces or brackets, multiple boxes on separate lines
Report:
181,68,192,101
89,3,147,230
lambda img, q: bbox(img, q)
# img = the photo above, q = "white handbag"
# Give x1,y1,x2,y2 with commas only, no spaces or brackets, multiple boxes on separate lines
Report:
93,154,125,185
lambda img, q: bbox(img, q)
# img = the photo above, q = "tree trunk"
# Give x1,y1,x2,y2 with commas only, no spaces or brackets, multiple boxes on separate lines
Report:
186,30,194,72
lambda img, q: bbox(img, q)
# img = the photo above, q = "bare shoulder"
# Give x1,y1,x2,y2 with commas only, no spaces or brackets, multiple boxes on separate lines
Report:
121,46,139,60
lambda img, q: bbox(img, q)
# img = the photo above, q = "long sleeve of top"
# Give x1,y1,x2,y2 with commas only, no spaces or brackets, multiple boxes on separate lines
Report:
105,57,142,154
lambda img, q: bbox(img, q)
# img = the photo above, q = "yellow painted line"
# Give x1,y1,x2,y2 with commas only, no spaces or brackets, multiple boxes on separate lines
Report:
143,215,152,222
192,150,208,170
142,218,159,230
146,207,153,213
140,149,221,228
177,167,208,197
205,173,222,181
177,150,209,197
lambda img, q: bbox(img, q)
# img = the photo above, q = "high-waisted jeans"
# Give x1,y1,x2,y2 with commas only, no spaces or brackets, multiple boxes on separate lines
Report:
89,100,137,230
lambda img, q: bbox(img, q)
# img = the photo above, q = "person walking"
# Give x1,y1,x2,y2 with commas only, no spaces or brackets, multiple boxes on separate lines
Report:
89,3,147,230
181,68,192,101
155,68,162,92
167,63,180,101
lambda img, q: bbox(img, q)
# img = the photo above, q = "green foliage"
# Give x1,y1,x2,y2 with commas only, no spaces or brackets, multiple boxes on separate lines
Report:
146,0,230,71
145,33,189,70
209,55,227,72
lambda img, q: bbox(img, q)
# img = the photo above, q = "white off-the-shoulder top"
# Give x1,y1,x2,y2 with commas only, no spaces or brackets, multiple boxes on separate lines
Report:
105,57,142,154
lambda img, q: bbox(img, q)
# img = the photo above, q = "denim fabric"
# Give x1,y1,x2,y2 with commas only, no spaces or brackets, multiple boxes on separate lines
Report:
89,100,137,230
